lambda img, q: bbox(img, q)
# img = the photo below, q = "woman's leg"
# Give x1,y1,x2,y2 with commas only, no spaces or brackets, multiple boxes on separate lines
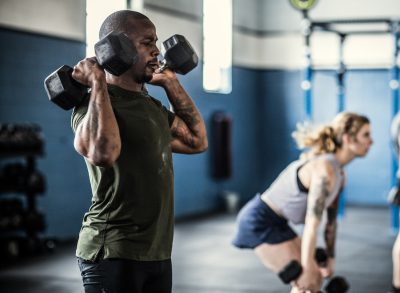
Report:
254,236,301,273
255,237,303,292
393,233,400,289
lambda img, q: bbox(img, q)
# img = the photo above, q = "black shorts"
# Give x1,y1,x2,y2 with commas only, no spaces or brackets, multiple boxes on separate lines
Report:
232,194,297,249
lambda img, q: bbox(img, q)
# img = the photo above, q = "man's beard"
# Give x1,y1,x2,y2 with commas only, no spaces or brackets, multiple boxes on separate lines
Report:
134,73,153,84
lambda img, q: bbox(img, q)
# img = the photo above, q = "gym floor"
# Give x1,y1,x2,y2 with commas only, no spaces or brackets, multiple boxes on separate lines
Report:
0,206,394,293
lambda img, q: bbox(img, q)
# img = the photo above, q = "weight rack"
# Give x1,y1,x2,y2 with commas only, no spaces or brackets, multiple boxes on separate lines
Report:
0,123,52,262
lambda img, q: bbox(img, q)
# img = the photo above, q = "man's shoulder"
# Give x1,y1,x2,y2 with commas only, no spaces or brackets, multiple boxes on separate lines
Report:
147,95,163,107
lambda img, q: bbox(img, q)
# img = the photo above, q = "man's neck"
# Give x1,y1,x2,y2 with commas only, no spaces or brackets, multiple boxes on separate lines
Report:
106,73,143,92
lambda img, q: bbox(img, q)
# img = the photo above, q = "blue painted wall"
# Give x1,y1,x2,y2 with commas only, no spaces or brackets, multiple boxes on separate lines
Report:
0,28,394,239
0,29,89,239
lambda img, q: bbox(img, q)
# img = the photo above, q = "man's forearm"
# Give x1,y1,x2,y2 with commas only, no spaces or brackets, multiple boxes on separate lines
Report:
164,80,207,153
165,81,204,135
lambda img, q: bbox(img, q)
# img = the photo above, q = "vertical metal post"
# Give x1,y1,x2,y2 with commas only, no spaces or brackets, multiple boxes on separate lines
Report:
391,21,400,232
301,11,313,121
337,34,347,113
337,34,347,218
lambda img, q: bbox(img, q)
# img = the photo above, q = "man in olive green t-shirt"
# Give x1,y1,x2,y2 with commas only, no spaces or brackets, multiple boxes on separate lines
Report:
71,10,207,293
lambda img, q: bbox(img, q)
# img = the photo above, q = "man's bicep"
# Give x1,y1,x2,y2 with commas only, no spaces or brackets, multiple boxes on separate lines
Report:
71,108,89,156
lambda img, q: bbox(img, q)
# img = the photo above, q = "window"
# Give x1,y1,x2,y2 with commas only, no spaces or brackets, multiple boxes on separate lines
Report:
86,0,127,57
203,0,232,94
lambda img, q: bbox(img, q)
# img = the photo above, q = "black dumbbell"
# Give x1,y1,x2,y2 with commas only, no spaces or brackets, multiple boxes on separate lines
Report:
278,259,303,284
315,247,328,267
315,247,350,293
44,31,138,110
324,276,349,293
160,34,198,75
44,33,198,110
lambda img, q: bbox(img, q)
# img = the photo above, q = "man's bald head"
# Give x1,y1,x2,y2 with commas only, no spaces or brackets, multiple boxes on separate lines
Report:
99,10,150,39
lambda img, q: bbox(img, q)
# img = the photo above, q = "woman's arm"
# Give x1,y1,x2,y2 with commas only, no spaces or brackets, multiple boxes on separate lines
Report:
296,161,336,291
302,173,331,266
325,195,339,259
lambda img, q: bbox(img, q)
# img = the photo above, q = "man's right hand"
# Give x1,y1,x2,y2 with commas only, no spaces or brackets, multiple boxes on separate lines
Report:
72,57,106,88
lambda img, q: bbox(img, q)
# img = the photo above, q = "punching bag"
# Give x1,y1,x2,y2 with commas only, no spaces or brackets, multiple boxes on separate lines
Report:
211,111,232,179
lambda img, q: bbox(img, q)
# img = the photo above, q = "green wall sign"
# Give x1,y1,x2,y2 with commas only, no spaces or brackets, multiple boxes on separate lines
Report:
289,0,318,10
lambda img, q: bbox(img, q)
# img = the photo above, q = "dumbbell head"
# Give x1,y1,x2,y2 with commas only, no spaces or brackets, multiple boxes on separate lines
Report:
95,31,138,76
315,247,328,267
162,34,198,75
278,260,303,284
44,32,137,111
325,276,349,293
44,65,87,110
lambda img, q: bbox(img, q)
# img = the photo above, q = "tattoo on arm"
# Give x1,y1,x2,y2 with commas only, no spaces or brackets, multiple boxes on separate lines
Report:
175,106,196,126
89,102,99,136
171,119,196,148
324,206,337,258
166,85,207,152
307,176,330,220
85,100,118,152
174,100,200,131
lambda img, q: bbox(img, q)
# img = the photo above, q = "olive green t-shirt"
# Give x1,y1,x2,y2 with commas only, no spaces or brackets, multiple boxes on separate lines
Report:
71,85,175,261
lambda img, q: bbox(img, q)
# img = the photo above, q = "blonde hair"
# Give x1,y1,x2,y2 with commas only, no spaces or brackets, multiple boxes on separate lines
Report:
292,112,370,159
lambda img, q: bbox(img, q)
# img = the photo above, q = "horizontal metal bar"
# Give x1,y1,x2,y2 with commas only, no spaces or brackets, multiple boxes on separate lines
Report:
312,18,396,25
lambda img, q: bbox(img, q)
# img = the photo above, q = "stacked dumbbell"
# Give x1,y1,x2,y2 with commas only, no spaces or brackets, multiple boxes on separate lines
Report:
0,199,24,232
0,162,46,194
0,199,45,234
0,123,44,155
44,32,198,110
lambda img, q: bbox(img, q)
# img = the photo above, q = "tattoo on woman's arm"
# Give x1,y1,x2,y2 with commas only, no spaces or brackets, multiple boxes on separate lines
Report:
324,206,337,257
307,176,330,220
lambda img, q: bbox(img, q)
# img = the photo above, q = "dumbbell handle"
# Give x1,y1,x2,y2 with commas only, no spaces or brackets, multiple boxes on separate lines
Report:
158,61,169,73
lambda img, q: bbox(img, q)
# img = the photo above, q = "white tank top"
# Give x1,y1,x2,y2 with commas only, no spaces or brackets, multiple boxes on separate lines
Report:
391,112,400,179
261,153,343,224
